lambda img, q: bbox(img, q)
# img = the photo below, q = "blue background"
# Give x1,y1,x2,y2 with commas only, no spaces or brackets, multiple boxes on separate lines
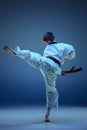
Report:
0,0,87,106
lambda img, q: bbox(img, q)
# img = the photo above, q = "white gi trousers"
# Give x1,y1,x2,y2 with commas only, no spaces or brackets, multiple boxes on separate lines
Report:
15,47,62,108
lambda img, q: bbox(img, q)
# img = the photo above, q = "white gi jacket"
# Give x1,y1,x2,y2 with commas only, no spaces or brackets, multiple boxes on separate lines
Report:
43,43,75,64
15,42,75,108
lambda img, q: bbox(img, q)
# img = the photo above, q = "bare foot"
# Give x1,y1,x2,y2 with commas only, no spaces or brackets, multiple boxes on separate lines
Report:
45,115,50,122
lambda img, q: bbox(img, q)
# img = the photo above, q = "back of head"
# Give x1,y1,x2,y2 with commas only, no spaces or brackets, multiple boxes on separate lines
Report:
42,32,55,42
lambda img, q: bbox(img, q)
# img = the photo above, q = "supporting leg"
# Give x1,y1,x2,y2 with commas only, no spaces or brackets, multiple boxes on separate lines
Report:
45,107,51,122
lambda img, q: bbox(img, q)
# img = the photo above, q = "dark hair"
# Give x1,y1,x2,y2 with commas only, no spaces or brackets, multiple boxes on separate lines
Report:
42,32,55,42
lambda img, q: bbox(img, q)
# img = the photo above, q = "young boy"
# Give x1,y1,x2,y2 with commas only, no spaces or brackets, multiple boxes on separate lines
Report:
3,32,76,122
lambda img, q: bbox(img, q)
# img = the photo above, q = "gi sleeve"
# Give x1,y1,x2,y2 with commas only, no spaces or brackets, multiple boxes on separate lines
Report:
64,45,76,60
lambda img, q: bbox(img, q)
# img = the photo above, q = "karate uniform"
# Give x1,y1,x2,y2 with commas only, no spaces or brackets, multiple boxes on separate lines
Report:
15,43,75,108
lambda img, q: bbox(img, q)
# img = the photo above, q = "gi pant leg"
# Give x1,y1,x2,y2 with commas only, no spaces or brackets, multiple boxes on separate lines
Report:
41,70,58,108
16,47,61,108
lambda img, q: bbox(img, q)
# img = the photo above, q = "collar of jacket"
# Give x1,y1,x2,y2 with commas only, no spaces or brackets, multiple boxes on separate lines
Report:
48,42,57,45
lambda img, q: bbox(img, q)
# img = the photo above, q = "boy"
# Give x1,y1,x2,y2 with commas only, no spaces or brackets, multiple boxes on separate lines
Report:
3,32,76,122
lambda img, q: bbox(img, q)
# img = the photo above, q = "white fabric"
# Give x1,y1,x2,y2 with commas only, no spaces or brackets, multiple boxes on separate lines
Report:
43,43,75,64
14,43,75,108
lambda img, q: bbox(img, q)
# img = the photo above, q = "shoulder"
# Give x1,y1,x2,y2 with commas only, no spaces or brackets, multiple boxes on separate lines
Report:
57,43,74,48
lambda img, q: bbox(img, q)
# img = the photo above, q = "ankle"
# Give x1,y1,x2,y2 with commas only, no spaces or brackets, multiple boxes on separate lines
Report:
45,115,50,122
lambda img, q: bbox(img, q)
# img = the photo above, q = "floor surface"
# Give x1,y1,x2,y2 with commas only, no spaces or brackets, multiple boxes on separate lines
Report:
0,105,87,130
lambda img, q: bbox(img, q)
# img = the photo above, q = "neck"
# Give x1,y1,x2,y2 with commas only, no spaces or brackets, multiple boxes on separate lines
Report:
48,41,57,45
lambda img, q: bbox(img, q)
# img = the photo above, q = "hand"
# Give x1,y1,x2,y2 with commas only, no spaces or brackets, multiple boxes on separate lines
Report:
3,46,17,56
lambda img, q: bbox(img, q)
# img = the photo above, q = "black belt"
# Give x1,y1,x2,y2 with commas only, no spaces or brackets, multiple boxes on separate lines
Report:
46,56,61,67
